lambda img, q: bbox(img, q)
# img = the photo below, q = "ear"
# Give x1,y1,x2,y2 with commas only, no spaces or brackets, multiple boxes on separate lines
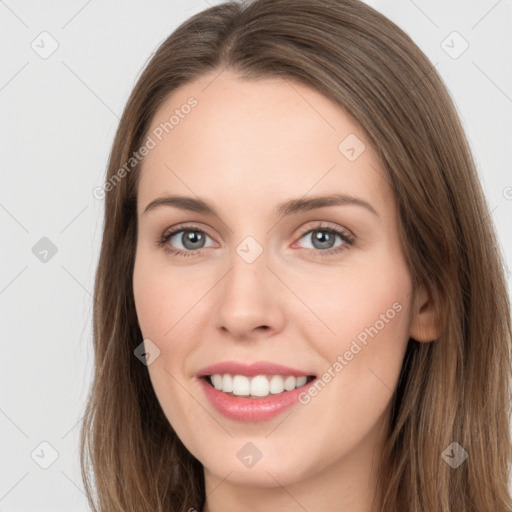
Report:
409,283,442,342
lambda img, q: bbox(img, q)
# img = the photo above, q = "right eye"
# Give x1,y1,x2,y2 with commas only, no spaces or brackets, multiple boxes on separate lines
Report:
157,225,216,257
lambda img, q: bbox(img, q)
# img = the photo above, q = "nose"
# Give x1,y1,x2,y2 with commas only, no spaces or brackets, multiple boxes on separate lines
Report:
214,247,286,340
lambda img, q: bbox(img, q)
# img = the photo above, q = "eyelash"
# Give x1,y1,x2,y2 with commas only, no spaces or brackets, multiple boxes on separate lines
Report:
155,222,355,259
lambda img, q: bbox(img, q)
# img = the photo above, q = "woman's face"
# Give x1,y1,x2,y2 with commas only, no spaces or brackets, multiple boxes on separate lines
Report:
132,71,429,490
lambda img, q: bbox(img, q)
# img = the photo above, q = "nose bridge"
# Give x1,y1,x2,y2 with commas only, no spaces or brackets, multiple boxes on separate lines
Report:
214,233,285,337
225,235,271,303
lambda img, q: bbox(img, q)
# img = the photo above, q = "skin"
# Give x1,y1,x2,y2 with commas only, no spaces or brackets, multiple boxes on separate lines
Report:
132,70,440,512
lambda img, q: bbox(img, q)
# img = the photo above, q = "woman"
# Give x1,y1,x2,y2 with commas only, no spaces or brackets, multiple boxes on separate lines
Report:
80,0,512,510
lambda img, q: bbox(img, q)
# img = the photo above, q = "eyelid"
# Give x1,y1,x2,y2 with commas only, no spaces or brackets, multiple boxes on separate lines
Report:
161,222,217,241
294,220,354,239
161,220,353,243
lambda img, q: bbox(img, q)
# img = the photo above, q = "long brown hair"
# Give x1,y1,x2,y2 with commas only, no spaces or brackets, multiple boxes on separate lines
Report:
80,0,512,510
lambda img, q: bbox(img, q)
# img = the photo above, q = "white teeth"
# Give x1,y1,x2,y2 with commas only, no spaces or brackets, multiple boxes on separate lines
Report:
211,374,222,390
222,374,233,392
208,374,311,397
269,375,284,394
232,375,251,396
250,375,269,397
296,376,307,387
283,376,296,391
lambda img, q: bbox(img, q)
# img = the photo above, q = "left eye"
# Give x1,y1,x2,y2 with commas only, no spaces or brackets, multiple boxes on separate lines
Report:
297,228,348,251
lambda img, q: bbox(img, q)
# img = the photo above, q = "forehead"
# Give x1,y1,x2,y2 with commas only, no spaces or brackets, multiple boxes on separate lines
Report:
137,71,391,218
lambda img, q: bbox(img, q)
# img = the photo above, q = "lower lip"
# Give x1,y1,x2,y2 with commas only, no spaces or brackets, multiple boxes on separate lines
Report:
199,377,314,422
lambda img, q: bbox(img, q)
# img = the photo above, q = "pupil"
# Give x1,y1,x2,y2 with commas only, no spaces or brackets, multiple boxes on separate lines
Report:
313,230,334,249
183,231,204,250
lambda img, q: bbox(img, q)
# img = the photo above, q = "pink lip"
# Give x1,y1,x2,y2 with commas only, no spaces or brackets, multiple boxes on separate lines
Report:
199,377,316,422
196,360,314,378
196,361,316,422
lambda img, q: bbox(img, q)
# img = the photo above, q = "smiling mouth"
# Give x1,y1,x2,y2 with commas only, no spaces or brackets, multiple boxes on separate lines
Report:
203,374,316,398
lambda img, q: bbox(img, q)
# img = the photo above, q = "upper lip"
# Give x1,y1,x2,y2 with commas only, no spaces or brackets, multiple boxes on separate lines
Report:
196,361,315,378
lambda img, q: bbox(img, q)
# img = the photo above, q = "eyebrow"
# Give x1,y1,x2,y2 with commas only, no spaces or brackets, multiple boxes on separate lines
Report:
143,193,379,218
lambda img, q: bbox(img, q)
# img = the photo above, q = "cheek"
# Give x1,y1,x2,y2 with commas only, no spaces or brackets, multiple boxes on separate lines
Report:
132,250,207,382
286,260,412,465
300,253,412,378
132,251,199,340
133,255,202,441
132,255,197,417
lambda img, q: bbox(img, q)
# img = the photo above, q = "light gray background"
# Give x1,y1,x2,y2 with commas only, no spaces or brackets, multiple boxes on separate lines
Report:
1,1,511,510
